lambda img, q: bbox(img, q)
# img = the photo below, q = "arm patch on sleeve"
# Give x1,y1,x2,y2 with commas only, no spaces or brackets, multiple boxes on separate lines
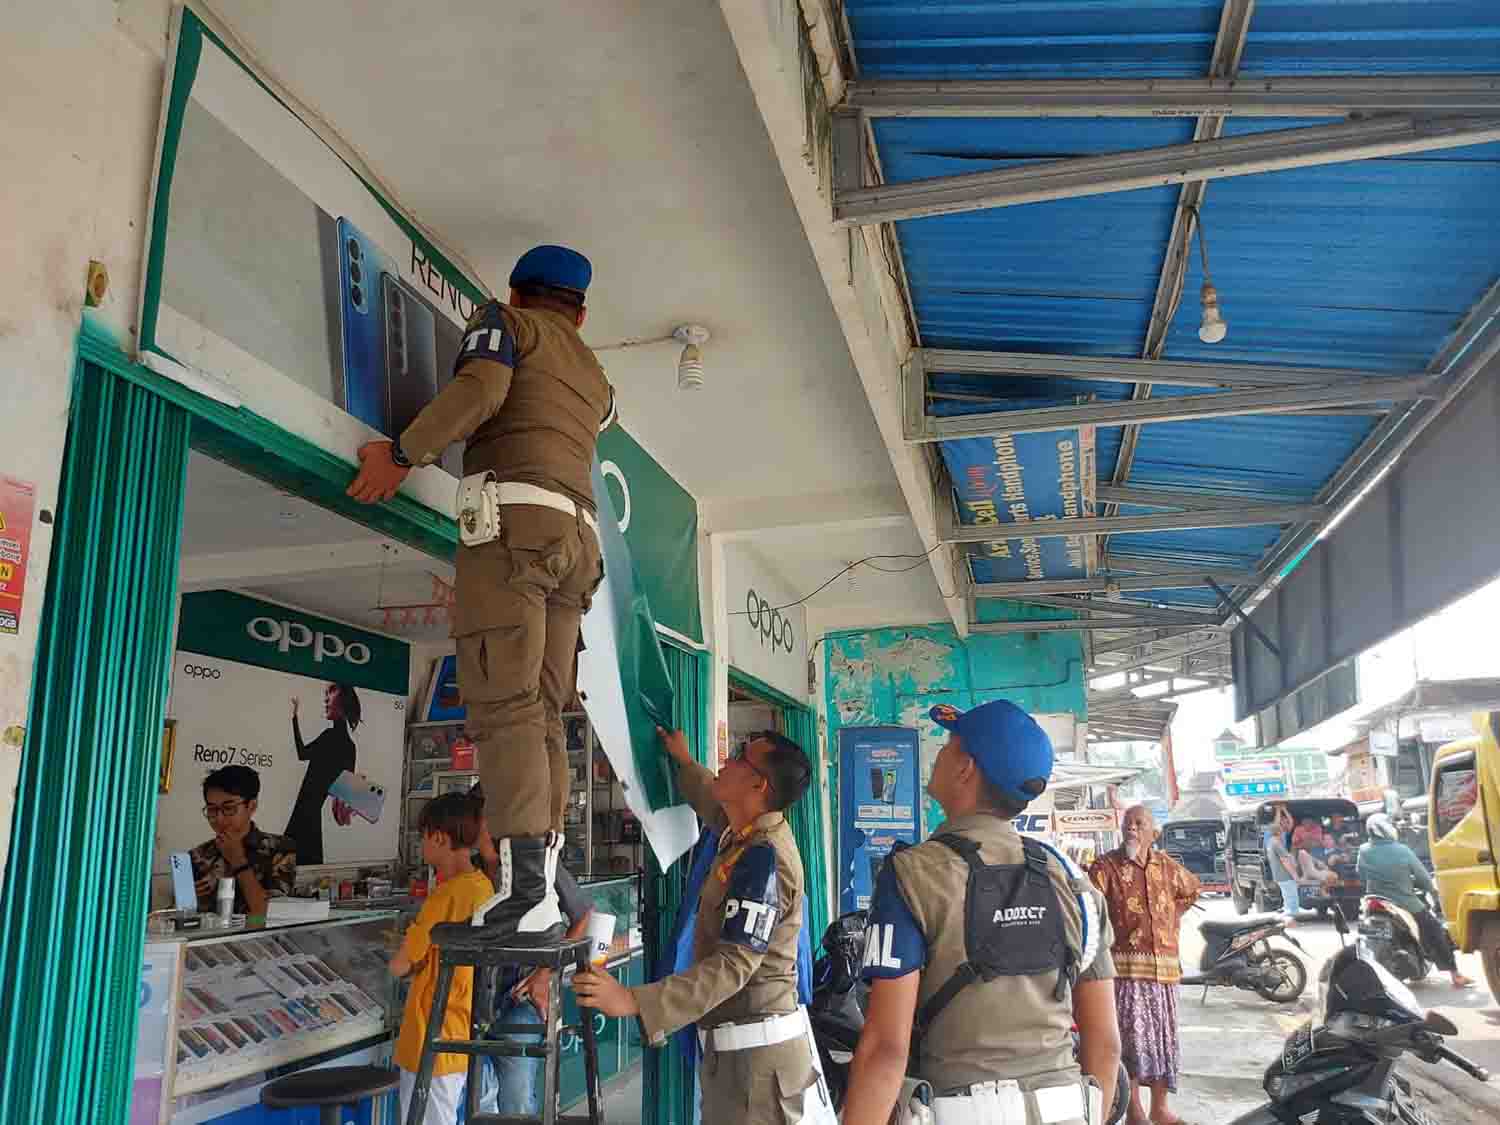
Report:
720,842,780,953
457,302,517,371
861,860,925,979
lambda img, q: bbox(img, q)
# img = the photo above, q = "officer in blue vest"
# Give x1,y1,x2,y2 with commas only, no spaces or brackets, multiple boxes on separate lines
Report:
843,701,1122,1125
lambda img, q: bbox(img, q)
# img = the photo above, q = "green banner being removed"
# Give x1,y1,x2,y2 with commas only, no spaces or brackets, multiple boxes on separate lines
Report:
178,590,409,696
578,459,699,868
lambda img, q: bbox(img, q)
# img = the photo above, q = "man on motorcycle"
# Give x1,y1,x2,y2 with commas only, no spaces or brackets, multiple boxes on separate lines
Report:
1357,814,1472,988
842,700,1121,1125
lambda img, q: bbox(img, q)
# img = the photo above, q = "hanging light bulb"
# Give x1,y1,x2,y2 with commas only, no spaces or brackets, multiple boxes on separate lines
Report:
673,325,710,391
1198,281,1228,343
1189,206,1228,344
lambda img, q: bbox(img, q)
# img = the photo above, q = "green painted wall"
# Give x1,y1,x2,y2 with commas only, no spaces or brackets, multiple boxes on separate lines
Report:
824,608,1085,835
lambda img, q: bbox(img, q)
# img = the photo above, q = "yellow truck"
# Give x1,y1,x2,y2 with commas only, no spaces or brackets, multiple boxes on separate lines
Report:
1429,711,1500,998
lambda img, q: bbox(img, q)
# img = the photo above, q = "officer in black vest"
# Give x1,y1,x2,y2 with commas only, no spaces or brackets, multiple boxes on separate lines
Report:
843,700,1122,1125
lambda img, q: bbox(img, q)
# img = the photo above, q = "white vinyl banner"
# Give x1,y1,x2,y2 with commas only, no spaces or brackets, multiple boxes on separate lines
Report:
157,657,405,872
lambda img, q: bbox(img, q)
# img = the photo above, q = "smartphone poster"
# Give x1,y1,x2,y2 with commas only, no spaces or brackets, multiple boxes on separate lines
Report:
837,727,920,914
0,475,36,637
140,7,473,483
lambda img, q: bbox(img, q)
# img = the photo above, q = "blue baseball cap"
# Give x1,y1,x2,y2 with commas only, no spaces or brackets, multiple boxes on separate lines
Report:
929,700,1053,805
510,245,592,297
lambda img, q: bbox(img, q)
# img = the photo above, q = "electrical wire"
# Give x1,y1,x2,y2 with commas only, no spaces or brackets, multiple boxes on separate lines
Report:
728,543,955,616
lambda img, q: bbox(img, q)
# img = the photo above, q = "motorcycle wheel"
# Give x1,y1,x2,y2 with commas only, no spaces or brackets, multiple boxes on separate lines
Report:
1253,950,1307,1003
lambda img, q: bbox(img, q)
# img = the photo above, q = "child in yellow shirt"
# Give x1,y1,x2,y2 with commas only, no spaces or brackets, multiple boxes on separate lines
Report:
390,793,495,1124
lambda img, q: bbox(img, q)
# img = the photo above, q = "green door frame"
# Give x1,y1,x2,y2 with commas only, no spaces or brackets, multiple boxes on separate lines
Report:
0,332,462,1123
727,669,832,944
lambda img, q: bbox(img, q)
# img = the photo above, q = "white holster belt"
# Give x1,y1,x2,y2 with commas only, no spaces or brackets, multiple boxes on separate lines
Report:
457,473,599,546
931,1078,1096,1125
698,1008,806,1052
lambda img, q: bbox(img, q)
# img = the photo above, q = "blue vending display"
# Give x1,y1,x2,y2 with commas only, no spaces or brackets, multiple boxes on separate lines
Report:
838,727,921,915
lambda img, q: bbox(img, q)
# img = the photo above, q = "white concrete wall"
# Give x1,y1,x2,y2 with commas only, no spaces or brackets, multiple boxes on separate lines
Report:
0,0,177,888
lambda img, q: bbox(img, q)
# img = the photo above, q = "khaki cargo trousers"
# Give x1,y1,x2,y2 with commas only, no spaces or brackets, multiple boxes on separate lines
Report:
453,503,602,837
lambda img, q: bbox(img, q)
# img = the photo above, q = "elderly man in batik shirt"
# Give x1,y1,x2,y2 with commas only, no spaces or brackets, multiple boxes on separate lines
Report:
1089,806,1200,1125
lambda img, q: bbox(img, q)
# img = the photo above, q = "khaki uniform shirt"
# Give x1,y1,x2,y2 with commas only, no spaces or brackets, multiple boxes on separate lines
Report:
633,758,805,1044
399,302,615,512
888,815,1115,1094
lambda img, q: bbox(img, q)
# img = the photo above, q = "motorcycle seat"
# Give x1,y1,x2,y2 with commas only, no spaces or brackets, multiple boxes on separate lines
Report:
1200,914,1285,936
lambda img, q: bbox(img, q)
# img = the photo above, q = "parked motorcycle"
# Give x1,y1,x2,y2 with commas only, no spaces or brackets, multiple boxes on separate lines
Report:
808,909,1129,1123
1359,894,1431,983
1180,906,1307,1002
1228,907,1489,1124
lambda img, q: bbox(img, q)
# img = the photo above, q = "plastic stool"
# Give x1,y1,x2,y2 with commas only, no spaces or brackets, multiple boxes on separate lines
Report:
261,1065,400,1125
404,928,604,1125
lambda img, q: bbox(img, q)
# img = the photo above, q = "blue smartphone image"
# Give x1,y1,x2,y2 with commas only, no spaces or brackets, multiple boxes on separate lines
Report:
336,217,397,433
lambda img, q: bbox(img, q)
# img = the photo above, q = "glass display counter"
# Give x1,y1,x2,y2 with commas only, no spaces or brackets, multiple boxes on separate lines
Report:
133,911,400,1123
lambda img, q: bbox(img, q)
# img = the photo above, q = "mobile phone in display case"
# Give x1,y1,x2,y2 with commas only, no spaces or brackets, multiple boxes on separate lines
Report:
329,769,386,824
382,274,438,438
336,217,397,433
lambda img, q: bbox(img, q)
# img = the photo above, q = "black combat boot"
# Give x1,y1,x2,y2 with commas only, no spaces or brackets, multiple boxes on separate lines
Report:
469,832,566,942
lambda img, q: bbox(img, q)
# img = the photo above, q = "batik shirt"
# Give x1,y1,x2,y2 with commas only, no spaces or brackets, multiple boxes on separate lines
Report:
1088,846,1200,984
189,825,298,914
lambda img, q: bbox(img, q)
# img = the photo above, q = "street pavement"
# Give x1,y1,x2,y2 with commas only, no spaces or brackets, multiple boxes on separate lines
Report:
1168,896,1500,1123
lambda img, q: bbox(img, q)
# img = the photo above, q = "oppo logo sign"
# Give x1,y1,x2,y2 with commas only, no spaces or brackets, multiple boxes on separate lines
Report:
247,617,371,666
183,664,222,680
745,589,794,654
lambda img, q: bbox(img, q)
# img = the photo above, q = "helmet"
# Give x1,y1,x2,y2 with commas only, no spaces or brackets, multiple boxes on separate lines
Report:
1367,813,1397,840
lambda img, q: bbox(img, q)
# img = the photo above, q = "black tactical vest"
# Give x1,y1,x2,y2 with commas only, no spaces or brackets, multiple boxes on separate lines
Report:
913,833,1076,1048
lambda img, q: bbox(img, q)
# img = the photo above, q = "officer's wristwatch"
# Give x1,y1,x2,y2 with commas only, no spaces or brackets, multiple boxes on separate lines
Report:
390,440,413,469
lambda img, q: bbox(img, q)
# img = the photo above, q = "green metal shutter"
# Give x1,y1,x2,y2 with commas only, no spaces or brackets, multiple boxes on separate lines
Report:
641,640,709,1125
781,706,831,945
0,362,190,1122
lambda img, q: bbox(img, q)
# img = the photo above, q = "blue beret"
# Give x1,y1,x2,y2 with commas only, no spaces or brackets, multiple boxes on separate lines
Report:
510,245,592,296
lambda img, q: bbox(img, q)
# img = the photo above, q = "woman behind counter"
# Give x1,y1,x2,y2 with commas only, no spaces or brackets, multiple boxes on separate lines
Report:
285,683,361,865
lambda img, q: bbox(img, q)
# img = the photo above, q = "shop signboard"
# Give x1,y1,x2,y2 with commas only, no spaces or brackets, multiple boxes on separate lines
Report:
725,543,808,704
1053,809,1120,834
837,727,920,914
1418,716,1475,746
934,419,1097,583
159,592,408,869
1221,757,1286,798
1345,747,1384,805
1368,730,1399,757
0,475,35,636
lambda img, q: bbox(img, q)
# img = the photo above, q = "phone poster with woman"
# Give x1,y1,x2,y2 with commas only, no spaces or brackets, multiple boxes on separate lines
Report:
154,592,408,872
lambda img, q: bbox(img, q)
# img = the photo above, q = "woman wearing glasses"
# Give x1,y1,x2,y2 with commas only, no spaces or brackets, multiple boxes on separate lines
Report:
190,765,298,916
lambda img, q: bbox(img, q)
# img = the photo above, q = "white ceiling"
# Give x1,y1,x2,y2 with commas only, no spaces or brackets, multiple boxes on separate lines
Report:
180,452,454,641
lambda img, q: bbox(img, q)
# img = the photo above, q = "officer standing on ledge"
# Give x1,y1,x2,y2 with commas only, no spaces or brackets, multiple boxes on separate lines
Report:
844,701,1121,1125
347,246,617,940
573,727,836,1124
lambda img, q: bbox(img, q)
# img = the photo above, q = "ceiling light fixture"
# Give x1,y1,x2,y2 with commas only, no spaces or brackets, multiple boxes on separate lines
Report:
1188,205,1228,344
673,324,710,391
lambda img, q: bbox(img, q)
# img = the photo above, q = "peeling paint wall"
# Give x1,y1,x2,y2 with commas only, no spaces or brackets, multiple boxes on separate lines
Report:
824,620,1085,834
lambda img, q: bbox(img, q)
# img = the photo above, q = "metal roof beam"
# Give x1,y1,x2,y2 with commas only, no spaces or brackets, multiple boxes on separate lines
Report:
844,75,1500,119
944,503,1321,542
919,348,1400,390
1096,484,1272,513
1089,627,1213,658
1093,636,1232,676
971,616,1220,635
907,374,1433,442
833,114,1500,226
978,593,1226,624
973,570,1258,597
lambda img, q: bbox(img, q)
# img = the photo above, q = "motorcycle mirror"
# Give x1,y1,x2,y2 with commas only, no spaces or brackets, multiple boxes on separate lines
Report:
1424,1011,1459,1036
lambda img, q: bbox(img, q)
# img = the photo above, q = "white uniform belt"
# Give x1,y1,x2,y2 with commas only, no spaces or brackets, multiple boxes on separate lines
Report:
495,482,599,537
932,1079,1088,1125
700,1009,806,1052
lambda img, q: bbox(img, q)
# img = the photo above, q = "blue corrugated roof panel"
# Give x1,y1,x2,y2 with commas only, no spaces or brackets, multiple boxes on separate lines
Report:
844,0,1224,78
1240,2,1500,76
849,3,1500,607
